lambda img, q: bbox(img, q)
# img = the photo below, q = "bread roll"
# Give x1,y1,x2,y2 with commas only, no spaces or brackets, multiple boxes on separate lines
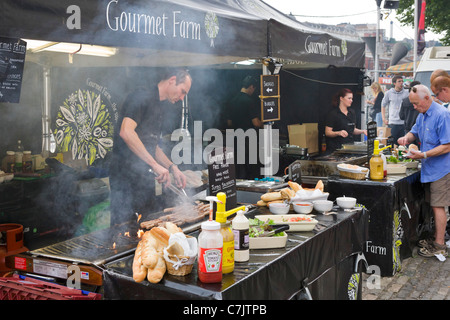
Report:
261,191,282,202
146,254,166,283
315,180,324,192
141,232,160,269
288,181,302,192
280,188,295,200
132,241,147,283
165,221,183,234
257,200,267,206
166,241,185,256
149,227,170,247
409,144,418,152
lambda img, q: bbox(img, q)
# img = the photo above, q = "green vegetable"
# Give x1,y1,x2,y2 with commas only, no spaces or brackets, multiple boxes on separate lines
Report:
249,218,284,237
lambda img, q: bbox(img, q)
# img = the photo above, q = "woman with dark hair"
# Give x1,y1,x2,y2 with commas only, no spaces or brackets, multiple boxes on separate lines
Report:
324,88,367,154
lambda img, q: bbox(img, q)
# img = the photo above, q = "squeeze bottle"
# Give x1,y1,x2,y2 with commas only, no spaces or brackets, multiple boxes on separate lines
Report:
370,140,390,180
198,220,223,283
232,210,249,262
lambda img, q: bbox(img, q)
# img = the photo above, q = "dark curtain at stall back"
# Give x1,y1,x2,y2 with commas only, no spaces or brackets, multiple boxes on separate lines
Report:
273,67,362,142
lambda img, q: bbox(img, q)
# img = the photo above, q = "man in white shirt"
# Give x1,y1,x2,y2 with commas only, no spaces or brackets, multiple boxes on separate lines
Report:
381,75,409,143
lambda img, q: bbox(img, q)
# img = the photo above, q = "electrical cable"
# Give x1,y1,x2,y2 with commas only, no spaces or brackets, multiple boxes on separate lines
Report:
282,69,359,86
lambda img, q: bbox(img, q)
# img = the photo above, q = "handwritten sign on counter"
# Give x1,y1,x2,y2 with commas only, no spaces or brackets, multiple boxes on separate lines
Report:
207,147,236,211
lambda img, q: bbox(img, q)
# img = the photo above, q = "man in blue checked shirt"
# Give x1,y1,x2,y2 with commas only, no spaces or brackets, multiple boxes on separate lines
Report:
398,84,450,258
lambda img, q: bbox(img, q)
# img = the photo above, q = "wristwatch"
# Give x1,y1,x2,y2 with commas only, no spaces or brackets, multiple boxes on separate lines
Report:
423,152,427,159
168,163,177,171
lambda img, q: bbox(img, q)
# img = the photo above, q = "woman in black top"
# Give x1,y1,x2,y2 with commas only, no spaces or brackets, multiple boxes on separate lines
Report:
367,82,384,127
325,88,367,154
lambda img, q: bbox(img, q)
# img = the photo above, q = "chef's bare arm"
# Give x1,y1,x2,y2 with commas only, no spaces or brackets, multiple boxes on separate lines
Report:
155,146,186,188
119,117,170,184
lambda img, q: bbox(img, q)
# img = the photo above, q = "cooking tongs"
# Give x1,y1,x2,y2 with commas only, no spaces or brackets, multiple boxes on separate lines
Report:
148,168,190,201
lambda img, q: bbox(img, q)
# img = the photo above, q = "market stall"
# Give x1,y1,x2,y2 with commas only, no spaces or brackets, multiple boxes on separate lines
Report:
0,0,369,301
102,206,369,300
328,169,432,277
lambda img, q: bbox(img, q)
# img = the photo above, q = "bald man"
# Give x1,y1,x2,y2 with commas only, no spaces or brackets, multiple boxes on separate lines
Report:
431,75,450,104
398,84,450,258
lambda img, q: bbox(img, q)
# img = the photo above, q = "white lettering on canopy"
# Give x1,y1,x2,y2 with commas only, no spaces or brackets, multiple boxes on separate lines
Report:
105,0,201,41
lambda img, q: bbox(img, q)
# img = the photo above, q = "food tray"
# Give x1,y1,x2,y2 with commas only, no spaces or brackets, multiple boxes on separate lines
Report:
249,232,287,249
386,164,407,174
338,170,367,180
255,214,318,232
404,161,419,169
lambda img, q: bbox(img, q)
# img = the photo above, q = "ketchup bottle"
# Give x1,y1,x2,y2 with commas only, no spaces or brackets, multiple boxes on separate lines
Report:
198,220,223,283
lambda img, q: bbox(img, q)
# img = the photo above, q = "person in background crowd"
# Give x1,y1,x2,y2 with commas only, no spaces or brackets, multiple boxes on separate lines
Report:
226,75,263,179
397,84,450,258
367,82,384,127
431,75,450,107
324,88,367,155
109,68,191,226
381,75,409,143
399,80,421,134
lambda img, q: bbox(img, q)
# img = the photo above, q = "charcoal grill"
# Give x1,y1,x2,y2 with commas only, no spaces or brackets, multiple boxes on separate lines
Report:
5,207,208,287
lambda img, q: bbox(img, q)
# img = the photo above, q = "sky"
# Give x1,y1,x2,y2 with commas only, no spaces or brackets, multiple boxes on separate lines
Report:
262,0,443,42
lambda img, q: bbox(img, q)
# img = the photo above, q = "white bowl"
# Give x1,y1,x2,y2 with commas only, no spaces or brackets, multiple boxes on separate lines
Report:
336,197,357,209
313,200,333,212
293,202,313,214
268,202,290,214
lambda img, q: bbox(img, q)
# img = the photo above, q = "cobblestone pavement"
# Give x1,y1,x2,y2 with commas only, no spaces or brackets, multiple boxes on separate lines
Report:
361,252,450,300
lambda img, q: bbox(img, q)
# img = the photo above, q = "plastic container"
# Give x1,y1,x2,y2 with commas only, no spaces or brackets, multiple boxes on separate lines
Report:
198,220,223,283
22,151,33,173
220,221,234,274
232,210,249,262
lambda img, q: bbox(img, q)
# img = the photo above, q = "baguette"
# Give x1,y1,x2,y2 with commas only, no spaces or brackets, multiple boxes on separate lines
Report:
315,180,324,192
256,200,267,206
146,254,166,283
280,188,295,200
132,241,147,283
149,227,170,248
288,181,302,192
261,191,282,202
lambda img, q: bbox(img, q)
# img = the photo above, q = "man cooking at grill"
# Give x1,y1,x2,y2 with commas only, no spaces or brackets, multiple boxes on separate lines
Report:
109,68,191,226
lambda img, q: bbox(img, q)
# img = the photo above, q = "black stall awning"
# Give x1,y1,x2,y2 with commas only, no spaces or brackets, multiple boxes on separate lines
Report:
0,0,365,68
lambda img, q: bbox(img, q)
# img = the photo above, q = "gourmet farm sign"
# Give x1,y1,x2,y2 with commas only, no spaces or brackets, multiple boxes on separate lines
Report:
104,0,215,45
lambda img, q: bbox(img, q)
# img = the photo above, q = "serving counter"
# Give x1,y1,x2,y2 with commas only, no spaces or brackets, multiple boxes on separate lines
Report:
102,206,369,300
328,169,432,277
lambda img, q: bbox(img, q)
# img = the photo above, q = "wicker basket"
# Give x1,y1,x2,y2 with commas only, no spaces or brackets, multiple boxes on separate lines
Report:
338,169,367,180
164,254,195,276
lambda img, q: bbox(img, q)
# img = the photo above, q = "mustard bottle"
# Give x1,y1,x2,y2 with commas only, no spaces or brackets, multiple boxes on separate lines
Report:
214,192,246,274
370,140,391,180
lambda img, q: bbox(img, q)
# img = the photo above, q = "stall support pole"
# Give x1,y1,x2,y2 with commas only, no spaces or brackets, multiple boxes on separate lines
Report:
262,63,273,178
41,66,52,156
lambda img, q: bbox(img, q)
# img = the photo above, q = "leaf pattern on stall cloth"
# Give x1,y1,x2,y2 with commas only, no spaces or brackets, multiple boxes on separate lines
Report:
347,273,360,300
392,209,404,275
53,89,114,165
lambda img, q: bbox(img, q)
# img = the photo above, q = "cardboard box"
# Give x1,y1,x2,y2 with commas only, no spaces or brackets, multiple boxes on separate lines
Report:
377,127,391,142
288,123,319,154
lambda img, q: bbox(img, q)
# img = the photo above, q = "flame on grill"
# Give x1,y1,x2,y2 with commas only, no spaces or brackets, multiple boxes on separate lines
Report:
112,242,116,249
137,229,144,238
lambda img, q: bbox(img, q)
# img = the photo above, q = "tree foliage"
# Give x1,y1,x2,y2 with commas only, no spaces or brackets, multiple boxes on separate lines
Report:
396,0,450,45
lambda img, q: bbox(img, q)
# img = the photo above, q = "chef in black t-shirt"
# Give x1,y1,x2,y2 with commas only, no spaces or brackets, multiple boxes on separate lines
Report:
226,75,263,179
324,88,367,155
109,68,191,226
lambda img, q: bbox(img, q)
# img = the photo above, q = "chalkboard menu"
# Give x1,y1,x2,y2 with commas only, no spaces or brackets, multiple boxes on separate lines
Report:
367,121,377,156
207,147,237,211
288,160,302,184
0,37,26,103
